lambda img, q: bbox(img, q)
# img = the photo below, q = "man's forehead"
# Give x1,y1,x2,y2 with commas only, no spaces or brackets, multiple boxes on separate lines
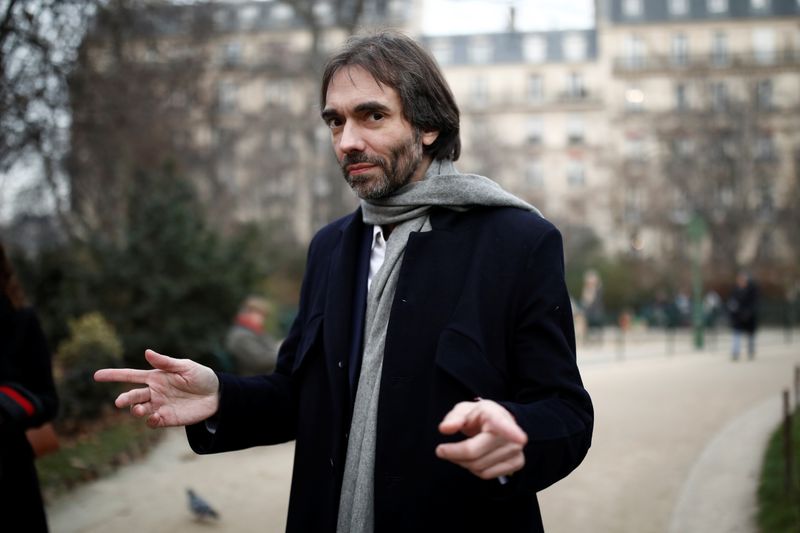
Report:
325,65,396,108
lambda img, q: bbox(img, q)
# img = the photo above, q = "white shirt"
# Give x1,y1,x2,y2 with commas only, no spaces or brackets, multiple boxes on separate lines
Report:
368,225,387,292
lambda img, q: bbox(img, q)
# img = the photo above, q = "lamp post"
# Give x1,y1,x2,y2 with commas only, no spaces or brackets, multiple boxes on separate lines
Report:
688,214,707,350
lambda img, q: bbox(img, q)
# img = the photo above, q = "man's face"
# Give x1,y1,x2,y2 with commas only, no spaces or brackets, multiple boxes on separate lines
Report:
321,66,439,200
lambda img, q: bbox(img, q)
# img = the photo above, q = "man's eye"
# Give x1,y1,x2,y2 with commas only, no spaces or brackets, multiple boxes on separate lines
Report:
327,118,342,129
370,112,384,121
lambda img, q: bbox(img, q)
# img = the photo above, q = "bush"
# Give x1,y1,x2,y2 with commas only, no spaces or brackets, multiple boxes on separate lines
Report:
56,312,123,427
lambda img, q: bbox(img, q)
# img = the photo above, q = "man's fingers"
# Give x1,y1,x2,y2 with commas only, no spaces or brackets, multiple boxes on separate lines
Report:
475,454,526,480
462,442,524,474
436,431,496,462
482,408,528,446
438,401,478,435
144,349,186,373
94,368,151,384
115,387,151,408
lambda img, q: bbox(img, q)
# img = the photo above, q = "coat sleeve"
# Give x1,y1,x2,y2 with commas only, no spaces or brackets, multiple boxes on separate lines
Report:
187,230,330,454
499,226,593,493
0,309,59,429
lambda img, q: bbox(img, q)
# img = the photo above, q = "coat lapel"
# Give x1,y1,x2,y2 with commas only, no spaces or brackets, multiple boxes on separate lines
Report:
323,209,371,409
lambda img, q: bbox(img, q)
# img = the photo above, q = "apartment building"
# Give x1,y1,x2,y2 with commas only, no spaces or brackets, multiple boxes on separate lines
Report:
424,0,798,267
599,0,800,265
422,28,614,243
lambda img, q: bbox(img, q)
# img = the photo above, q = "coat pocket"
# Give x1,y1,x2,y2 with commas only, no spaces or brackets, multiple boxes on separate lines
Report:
291,315,323,376
434,328,507,399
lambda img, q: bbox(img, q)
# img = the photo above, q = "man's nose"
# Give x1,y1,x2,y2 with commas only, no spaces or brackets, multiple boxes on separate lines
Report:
338,122,366,154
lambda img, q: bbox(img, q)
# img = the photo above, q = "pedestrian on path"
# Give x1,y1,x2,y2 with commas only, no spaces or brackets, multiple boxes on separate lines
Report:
95,31,593,533
727,271,759,360
224,296,278,376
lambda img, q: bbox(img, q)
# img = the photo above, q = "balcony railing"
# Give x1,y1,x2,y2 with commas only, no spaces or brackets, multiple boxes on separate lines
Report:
613,50,800,74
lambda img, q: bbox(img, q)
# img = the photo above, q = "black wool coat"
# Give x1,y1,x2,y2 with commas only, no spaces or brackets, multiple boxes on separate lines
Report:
188,206,593,533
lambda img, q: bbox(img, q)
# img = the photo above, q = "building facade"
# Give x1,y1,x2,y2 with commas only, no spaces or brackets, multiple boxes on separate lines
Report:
423,0,799,271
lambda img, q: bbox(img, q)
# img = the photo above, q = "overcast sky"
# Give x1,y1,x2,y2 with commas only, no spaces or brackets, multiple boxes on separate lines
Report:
421,0,594,35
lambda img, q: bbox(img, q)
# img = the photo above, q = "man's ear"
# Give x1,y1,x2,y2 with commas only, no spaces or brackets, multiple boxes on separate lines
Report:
421,130,439,147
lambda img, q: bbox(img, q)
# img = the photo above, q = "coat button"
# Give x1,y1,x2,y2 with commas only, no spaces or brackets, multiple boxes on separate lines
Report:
337,360,344,369
330,457,335,468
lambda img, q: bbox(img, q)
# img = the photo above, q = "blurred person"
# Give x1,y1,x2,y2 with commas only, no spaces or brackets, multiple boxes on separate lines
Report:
580,269,604,343
225,296,278,375
727,272,759,360
95,32,592,533
0,242,59,532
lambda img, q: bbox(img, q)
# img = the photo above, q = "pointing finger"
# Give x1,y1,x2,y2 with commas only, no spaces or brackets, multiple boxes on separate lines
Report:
438,401,476,435
94,368,151,385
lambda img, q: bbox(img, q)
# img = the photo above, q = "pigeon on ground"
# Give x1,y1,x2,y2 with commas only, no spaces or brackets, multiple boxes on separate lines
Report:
187,488,220,521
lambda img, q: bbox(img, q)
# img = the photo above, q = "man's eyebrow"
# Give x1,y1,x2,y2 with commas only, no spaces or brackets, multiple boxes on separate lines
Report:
354,101,391,115
321,108,339,121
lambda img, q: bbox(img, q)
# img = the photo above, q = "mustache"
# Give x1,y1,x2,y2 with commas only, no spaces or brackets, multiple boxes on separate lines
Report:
341,152,386,171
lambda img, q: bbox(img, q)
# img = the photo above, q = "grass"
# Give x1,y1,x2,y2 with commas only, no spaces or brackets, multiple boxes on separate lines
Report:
36,412,163,501
757,408,800,532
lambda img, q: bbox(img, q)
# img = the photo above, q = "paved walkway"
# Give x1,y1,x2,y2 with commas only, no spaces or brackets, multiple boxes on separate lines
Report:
47,329,800,532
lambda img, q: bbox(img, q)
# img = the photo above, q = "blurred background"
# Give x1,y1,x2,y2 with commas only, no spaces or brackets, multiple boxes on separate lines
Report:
1,0,799,531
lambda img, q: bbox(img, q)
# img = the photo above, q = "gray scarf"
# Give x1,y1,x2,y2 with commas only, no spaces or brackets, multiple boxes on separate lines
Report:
335,160,539,533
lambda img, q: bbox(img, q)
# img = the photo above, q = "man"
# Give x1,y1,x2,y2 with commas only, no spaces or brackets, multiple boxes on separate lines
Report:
225,296,278,375
727,271,759,360
95,31,593,533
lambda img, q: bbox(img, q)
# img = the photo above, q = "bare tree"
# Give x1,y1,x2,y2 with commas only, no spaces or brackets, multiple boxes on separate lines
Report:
614,76,798,279
0,0,97,223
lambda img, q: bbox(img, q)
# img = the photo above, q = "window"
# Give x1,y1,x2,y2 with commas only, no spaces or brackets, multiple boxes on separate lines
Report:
671,33,689,66
708,0,728,13
527,74,544,102
755,134,776,160
566,72,586,99
526,117,543,144
469,37,492,64
623,0,643,18
431,40,453,65
564,33,587,62
239,5,261,26
523,35,547,63
567,116,585,145
712,31,728,66
673,138,694,158
669,0,689,15
217,80,237,112
711,81,727,111
221,41,242,66
265,79,292,108
751,0,770,11
470,77,489,106
753,28,776,64
525,161,544,189
756,79,773,109
625,86,645,111
675,83,689,110
623,35,647,69
271,3,294,20
625,137,647,161
567,160,586,186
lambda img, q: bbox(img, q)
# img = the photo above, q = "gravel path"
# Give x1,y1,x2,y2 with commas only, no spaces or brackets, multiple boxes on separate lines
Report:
47,329,800,532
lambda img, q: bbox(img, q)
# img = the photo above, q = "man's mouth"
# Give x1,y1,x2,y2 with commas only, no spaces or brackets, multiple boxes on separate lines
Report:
347,163,377,175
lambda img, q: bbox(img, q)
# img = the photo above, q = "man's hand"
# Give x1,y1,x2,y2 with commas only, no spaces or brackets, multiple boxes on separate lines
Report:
435,399,528,480
94,349,220,429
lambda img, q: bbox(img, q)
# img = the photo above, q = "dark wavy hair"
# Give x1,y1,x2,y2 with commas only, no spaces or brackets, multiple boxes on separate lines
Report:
320,30,461,161
0,242,26,309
